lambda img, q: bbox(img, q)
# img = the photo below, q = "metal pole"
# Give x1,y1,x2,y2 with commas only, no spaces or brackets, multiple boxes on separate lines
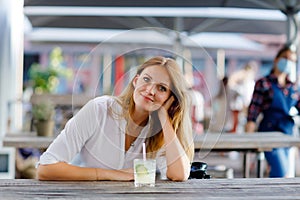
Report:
0,0,24,136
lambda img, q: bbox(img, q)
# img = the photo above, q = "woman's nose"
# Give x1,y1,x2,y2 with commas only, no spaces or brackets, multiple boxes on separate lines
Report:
146,83,156,95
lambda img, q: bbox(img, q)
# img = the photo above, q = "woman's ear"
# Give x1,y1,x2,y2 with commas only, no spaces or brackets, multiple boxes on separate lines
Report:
132,75,139,88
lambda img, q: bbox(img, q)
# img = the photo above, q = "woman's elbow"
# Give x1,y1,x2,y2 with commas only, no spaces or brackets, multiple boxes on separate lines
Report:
167,170,190,181
36,164,53,180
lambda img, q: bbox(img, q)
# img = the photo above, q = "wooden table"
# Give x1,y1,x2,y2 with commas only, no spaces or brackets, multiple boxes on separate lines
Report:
2,131,53,149
5,131,298,150
0,178,300,199
194,132,300,178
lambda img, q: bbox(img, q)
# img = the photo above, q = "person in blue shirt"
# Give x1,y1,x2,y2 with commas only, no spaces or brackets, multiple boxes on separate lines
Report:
246,45,300,177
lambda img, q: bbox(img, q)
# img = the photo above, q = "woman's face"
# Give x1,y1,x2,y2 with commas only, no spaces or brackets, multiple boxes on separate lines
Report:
275,50,297,74
133,65,172,113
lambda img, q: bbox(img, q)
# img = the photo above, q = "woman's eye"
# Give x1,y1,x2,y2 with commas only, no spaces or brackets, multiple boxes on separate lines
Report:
158,85,167,92
143,77,150,82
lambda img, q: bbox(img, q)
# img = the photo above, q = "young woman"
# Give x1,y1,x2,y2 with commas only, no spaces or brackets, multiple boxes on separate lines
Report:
37,56,194,181
246,46,300,177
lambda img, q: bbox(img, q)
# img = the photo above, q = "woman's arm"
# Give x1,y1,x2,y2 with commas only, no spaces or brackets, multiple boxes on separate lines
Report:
245,77,273,133
37,162,133,181
37,97,135,181
158,97,191,181
161,120,191,181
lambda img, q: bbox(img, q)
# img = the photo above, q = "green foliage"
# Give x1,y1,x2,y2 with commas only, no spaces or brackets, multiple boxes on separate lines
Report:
32,101,55,121
28,47,72,94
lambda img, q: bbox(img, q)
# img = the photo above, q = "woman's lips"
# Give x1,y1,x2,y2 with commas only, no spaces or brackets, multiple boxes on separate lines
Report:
142,94,153,102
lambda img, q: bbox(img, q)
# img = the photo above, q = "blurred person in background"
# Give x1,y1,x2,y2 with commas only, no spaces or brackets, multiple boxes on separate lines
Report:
245,45,300,177
188,87,205,135
228,62,256,133
211,77,232,133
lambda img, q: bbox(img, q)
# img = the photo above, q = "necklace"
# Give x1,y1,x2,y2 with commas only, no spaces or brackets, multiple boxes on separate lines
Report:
125,133,137,150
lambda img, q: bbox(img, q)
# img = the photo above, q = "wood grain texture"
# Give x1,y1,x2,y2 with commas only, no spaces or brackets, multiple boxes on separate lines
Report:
0,178,300,199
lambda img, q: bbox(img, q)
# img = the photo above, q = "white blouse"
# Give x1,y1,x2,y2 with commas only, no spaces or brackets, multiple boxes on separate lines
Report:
38,96,167,178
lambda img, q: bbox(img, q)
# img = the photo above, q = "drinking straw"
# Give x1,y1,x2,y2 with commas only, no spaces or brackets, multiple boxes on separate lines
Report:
142,142,146,161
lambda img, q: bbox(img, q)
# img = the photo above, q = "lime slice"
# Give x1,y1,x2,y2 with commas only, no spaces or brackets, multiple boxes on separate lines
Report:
135,164,149,176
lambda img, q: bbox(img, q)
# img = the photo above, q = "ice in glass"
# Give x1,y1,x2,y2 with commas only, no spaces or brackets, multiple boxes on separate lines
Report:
134,159,156,187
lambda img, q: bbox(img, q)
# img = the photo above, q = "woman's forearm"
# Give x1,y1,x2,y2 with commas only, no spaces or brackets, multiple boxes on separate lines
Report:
37,162,133,181
162,120,191,181
37,162,98,180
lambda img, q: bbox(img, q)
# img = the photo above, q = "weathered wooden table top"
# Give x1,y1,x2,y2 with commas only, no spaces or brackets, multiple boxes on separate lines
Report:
0,178,300,199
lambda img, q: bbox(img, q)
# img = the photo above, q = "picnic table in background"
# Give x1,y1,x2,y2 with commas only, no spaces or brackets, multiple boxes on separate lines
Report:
194,132,300,178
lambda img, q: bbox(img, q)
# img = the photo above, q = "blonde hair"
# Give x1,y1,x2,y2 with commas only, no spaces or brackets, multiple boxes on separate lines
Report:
116,56,194,162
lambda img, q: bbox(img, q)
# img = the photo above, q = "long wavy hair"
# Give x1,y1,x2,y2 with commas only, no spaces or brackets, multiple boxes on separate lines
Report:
115,56,194,162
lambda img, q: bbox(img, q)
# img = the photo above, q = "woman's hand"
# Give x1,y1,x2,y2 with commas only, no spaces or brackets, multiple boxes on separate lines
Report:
158,95,174,124
112,168,134,181
99,168,134,181
245,121,256,133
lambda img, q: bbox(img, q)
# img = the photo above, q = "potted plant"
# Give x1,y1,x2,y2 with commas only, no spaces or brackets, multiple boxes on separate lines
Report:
32,100,55,137
28,47,73,94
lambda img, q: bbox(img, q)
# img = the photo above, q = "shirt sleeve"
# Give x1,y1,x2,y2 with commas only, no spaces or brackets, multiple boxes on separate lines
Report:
247,77,272,122
293,87,300,113
38,98,100,165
